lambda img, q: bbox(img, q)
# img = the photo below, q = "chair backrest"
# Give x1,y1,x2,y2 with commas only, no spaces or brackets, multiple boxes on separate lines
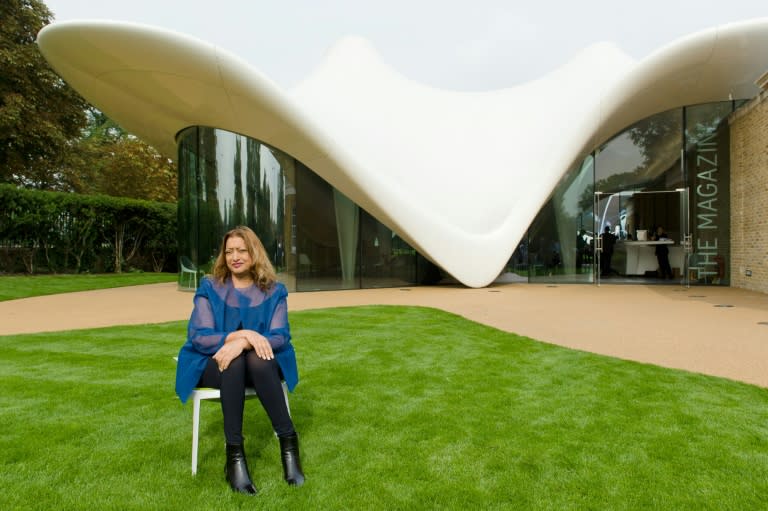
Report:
180,256,197,271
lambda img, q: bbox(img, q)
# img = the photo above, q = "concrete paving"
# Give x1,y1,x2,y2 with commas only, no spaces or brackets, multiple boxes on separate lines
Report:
1,282,766,388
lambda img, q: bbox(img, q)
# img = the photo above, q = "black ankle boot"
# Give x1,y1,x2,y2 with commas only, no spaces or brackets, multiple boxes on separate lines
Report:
225,443,258,495
278,433,305,486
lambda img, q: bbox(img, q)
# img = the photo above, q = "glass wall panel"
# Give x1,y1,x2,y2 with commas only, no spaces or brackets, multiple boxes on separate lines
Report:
273,150,296,287
195,128,225,272
503,240,529,280
359,210,417,288
527,155,595,283
592,109,685,281
595,109,683,193
176,127,227,288
294,161,350,291
526,200,561,281
554,155,595,281
177,128,199,290
524,102,737,286
177,100,737,290
177,127,295,290
393,236,418,285
684,102,732,285
178,126,421,292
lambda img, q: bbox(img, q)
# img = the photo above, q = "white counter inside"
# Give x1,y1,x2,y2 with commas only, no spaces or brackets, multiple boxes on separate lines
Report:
621,241,684,275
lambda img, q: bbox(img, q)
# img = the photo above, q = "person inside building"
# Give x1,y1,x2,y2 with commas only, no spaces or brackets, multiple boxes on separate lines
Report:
652,226,674,279
576,229,589,272
175,226,304,495
600,225,617,277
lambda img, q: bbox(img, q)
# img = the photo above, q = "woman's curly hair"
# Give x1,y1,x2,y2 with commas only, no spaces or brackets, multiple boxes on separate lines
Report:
211,226,277,291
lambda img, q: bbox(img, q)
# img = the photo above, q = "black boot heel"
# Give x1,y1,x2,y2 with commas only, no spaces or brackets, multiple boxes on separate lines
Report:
278,433,305,486
225,443,258,495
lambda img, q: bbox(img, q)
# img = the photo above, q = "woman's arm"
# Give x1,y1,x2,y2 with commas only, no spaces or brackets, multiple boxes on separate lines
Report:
189,278,250,357
264,296,290,350
212,333,253,371
224,329,273,361
187,294,228,355
233,288,291,359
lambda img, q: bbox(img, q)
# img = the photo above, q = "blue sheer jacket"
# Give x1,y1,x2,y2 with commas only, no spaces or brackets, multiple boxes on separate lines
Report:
175,276,298,403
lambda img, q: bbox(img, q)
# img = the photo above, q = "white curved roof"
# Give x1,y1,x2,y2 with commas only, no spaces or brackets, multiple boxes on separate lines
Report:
37,19,768,287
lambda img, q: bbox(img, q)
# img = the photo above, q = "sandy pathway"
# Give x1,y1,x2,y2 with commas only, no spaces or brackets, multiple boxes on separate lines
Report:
2,282,766,387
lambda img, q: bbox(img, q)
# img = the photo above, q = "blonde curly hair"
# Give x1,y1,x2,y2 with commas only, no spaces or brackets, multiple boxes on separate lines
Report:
211,226,277,291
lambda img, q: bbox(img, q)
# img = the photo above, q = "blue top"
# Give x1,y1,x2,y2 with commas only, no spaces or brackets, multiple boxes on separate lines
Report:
175,276,298,403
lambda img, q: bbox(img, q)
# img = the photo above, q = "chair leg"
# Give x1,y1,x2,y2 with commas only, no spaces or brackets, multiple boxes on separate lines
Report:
192,394,201,475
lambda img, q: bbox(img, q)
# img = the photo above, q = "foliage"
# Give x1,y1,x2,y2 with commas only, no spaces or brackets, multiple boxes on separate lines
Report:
62,110,178,202
0,0,88,189
0,306,767,510
0,272,177,301
0,4,177,201
627,112,681,170
0,184,177,274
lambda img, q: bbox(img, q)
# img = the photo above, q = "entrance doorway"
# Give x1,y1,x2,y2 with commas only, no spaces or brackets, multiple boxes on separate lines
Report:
593,189,690,284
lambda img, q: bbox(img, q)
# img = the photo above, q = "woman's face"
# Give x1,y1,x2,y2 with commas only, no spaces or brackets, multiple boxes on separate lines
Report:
224,235,253,278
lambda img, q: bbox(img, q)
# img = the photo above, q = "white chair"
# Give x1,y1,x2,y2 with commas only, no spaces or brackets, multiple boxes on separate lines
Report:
189,383,290,475
180,256,199,289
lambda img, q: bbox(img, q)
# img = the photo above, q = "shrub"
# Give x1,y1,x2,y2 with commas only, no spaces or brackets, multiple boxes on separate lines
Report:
0,184,177,274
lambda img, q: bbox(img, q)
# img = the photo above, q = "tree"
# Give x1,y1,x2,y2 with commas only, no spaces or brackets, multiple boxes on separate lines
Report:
63,109,177,202
0,0,88,189
96,135,177,202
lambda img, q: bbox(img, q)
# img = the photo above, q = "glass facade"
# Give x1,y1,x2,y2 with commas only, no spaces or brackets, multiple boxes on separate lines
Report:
524,155,595,282
177,127,420,291
178,101,742,291
508,101,737,286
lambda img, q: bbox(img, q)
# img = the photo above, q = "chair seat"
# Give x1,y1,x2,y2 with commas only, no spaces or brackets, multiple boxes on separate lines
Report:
191,386,258,401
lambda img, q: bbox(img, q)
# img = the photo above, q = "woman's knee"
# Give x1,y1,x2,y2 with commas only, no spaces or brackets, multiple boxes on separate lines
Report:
227,353,246,371
245,351,279,377
219,353,247,384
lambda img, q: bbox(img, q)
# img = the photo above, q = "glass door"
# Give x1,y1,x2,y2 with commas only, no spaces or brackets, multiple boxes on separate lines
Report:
594,189,686,284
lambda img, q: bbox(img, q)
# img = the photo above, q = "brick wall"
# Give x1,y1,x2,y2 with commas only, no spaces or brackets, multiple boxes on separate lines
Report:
729,89,768,294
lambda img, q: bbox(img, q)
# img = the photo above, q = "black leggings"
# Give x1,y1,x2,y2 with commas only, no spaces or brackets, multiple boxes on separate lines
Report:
199,351,294,444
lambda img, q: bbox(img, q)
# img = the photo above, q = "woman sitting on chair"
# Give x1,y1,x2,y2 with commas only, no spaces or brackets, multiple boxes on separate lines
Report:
175,226,304,495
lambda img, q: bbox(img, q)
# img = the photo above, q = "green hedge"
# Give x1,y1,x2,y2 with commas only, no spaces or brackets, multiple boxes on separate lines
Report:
0,184,177,274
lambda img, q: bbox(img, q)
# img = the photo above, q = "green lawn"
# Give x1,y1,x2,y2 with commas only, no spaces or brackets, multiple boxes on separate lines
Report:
0,273,178,301
1,305,766,510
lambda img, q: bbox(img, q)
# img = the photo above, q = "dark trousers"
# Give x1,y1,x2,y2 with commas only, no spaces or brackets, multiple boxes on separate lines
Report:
601,251,613,276
199,352,294,445
657,253,673,279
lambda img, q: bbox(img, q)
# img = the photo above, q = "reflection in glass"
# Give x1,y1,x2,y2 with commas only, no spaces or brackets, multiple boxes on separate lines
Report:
294,161,347,290
360,210,417,288
595,108,683,192
178,128,284,287
524,103,733,285
177,101,738,290
527,154,595,283
177,128,199,290
177,127,420,292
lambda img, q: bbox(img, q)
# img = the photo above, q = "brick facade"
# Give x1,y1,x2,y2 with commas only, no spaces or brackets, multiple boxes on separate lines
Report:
729,89,768,294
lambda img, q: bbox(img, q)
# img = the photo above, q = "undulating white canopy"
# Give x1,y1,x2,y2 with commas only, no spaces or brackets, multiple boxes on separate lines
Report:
37,19,768,287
